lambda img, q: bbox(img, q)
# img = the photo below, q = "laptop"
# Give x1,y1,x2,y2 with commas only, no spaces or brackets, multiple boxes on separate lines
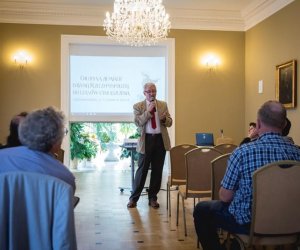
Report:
195,133,214,146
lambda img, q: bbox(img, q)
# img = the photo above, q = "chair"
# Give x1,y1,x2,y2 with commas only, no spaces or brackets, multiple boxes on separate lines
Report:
216,136,234,145
232,160,300,250
167,144,198,217
0,172,77,250
214,143,237,154
176,147,222,236
211,153,231,200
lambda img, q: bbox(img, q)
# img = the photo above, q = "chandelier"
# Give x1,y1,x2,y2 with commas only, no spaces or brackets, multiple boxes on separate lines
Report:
103,0,171,46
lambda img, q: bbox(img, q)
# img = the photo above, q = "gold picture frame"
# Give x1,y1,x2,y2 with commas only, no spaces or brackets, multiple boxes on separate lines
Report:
275,60,297,109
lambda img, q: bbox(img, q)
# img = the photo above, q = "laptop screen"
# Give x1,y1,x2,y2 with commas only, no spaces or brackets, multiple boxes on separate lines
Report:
195,133,214,146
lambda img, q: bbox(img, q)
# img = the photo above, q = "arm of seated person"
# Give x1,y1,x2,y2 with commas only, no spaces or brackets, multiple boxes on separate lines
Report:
219,187,234,203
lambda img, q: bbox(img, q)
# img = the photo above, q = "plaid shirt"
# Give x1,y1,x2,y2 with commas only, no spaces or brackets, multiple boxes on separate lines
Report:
221,132,300,224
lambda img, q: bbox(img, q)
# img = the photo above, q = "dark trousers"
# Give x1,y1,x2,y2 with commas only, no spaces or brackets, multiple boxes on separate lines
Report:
193,200,250,250
130,134,166,202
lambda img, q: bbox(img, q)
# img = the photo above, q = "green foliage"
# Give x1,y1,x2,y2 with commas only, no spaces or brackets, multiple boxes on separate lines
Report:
95,123,117,151
70,123,98,160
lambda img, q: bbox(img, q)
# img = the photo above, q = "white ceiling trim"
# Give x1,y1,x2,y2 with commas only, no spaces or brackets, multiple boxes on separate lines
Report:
0,0,295,31
242,0,294,30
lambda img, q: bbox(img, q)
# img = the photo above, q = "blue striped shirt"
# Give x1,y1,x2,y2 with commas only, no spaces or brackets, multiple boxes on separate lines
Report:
221,132,300,224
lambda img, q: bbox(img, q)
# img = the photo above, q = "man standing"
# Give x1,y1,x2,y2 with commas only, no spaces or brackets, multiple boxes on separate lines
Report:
193,100,300,250
127,82,172,209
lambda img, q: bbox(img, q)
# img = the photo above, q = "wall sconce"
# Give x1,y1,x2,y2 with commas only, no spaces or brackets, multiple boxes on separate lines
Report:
201,54,220,71
13,51,32,68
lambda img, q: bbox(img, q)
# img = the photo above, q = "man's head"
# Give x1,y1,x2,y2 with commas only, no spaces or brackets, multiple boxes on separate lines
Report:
6,111,28,146
248,122,258,139
19,107,65,152
282,118,291,136
257,100,286,135
143,82,157,102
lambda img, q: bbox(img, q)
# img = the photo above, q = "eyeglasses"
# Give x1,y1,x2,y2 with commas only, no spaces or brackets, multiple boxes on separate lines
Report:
144,90,157,94
64,128,69,136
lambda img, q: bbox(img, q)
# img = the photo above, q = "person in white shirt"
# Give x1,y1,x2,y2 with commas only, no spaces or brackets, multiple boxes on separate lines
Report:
127,82,172,209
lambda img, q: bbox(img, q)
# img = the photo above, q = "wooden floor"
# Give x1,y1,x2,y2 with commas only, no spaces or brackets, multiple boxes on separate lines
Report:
73,161,297,250
73,161,198,250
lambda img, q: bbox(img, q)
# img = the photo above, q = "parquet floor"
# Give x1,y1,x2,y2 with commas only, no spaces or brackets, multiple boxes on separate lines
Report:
73,161,198,250
73,161,297,250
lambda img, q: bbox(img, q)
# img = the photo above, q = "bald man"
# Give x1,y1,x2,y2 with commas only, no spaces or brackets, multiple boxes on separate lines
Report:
194,100,300,250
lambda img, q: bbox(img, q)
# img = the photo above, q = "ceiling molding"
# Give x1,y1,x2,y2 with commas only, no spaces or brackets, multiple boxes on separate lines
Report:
242,0,294,30
169,9,245,31
0,0,294,31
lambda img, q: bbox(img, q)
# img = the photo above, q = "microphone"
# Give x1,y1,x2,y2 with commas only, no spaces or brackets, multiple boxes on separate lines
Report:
220,129,224,138
150,97,156,112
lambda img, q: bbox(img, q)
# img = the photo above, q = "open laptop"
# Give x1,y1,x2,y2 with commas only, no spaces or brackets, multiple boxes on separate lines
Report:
195,133,214,146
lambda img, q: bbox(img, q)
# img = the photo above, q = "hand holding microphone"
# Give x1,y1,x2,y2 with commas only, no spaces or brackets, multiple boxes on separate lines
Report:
148,97,156,113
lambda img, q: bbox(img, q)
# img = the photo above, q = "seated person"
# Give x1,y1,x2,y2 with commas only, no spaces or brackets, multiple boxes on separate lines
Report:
282,117,294,144
0,111,28,149
239,122,258,145
0,107,76,192
193,100,300,250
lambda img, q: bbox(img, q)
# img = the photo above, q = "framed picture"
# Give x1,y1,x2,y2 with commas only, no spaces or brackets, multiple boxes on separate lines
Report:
275,60,297,108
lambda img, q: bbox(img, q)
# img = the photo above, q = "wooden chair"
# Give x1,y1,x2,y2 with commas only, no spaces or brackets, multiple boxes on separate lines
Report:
232,160,300,249
211,153,231,200
216,136,234,145
167,144,198,217
176,147,222,236
214,144,237,154
211,153,231,246
54,148,65,163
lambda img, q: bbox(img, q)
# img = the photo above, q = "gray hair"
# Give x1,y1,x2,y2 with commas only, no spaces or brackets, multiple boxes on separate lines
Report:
19,106,65,152
143,82,156,91
257,100,286,129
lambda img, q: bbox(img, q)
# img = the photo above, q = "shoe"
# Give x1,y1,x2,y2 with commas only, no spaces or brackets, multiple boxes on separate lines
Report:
127,200,137,208
148,199,160,209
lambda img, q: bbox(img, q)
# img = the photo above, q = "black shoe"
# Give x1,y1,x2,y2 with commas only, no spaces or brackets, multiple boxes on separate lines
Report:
148,199,159,209
221,238,241,250
127,200,137,208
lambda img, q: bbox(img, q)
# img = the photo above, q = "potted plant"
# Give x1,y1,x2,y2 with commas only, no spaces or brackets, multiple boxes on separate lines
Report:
70,123,98,169
95,123,119,161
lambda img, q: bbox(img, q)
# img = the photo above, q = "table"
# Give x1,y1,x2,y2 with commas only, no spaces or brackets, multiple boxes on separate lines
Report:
119,143,137,193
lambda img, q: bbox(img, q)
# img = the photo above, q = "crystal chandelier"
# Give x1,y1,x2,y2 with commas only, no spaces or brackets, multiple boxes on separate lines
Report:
103,0,171,46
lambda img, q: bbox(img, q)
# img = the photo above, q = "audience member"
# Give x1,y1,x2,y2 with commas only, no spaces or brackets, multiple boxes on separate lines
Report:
193,100,300,250
0,111,28,149
0,106,76,192
282,117,294,144
239,122,258,145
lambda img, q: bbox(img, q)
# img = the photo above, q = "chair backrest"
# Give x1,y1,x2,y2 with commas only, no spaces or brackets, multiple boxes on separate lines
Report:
211,153,231,200
214,143,237,154
195,133,214,146
55,148,65,163
169,144,198,185
249,161,300,241
185,147,222,198
216,136,234,145
0,172,77,250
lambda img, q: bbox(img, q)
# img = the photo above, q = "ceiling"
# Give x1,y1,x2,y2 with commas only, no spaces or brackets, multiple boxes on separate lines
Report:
0,0,294,31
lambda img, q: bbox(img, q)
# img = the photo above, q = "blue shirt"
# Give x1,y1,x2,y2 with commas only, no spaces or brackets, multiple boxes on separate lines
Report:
0,146,76,192
221,132,300,224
